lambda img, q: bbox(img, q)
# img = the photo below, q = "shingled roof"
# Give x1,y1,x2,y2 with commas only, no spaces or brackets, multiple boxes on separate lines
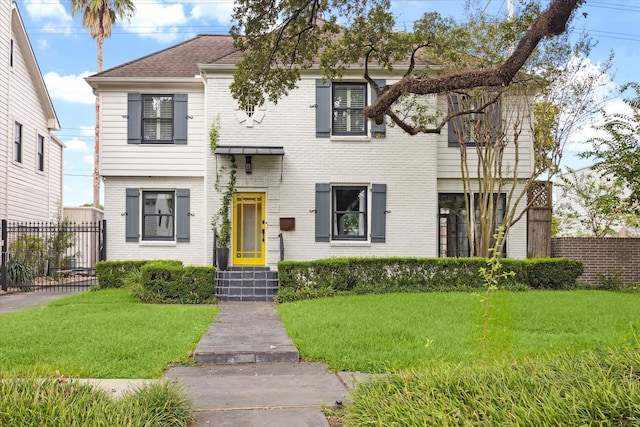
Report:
95,34,240,78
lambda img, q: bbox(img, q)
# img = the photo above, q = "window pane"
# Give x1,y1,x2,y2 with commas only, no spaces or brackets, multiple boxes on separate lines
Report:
438,194,470,257
332,187,367,239
332,83,366,135
143,96,173,118
142,192,174,239
142,95,174,142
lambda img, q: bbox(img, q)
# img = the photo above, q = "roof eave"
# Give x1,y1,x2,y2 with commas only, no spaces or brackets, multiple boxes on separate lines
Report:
85,76,205,90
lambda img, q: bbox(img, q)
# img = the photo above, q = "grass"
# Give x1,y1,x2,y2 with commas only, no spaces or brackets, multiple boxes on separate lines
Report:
0,376,193,426
0,289,216,378
277,290,640,372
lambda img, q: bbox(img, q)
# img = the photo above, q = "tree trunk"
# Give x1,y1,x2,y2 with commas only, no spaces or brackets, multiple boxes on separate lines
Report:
94,34,103,209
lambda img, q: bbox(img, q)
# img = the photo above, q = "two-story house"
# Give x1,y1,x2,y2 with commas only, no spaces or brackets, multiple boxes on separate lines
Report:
1,2,64,222
86,34,530,270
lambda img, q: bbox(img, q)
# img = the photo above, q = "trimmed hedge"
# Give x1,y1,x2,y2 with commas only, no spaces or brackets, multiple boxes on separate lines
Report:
137,261,215,304
95,260,182,289
277,257,583,302
95,260,215,304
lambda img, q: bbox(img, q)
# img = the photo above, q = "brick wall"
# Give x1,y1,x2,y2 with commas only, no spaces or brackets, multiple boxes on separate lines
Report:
551,237,640,285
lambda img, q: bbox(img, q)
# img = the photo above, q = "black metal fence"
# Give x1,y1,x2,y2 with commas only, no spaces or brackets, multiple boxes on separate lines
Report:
1,219,106,292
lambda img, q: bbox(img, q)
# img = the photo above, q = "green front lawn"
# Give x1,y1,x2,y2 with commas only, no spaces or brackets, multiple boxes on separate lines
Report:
278,291,640,372
0,289,216,378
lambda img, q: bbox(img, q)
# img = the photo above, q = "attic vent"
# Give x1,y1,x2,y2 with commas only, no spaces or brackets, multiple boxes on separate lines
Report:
245,106,255,117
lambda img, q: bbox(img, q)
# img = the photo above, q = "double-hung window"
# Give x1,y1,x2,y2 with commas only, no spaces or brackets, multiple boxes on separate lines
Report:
332,83,366,136
448,93,501,147
332,186,367,240
37,135,44,171
142,95,174,143
14,122,22,163
142,191,175,240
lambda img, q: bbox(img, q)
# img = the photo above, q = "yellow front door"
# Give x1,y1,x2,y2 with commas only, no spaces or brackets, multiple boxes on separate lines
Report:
233,193,266,266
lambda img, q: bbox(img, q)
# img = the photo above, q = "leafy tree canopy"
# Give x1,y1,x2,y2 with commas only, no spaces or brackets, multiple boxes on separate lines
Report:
230,0,585,134
583,82,640,207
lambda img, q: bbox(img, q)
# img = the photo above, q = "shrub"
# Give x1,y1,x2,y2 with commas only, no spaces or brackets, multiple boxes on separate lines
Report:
277,257,583,301
10,235,47,276
138,261,215,304
95,260,182,289
7,258,34,291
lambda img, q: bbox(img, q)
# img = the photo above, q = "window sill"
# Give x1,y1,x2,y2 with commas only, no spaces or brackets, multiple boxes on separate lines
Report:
139,240,177,247
330,136,371,143
330,240,371,247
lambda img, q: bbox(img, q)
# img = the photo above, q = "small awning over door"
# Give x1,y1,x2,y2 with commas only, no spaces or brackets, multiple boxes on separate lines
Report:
213,145,285,181
213,145,284,156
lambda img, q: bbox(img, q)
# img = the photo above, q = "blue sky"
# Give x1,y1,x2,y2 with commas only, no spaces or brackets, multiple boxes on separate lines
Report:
13,0,640,207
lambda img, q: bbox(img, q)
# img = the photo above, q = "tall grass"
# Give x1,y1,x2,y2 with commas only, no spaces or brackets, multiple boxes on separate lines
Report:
278,291,640,372
0,376,193,426
0,289,216,378
344,348,640,426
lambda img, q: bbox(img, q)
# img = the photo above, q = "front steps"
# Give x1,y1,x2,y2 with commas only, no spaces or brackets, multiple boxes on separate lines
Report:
215,267,278,302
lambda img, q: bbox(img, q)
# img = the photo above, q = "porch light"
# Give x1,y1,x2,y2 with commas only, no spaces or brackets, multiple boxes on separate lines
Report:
245,155,252,174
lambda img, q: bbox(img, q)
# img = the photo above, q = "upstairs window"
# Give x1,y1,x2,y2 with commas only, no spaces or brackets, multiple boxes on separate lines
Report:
37,134,44,171
448,93,501,147
332,83,366,136
127,93,188,144
143,95,173,143
14,122,22,163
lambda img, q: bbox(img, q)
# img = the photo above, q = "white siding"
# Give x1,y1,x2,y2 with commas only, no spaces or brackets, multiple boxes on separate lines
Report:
5,17,61,221
104,176,207,265
437,94,534,180
99,89,206,177
0,1,11,219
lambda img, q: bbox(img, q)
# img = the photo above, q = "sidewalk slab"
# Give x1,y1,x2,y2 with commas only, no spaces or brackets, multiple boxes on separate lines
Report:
194,407,330,427
165,363,348,411
0,290,83,315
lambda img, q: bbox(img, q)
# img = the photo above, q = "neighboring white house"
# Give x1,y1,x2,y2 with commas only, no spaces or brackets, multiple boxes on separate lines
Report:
86,34,531,268
0,2,64,222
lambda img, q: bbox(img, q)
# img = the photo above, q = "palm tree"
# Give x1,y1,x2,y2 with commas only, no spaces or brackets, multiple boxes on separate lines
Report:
70,0,135,209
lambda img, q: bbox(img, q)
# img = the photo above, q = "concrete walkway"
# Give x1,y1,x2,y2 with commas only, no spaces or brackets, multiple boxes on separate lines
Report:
165,301,355,426
0,291,362,426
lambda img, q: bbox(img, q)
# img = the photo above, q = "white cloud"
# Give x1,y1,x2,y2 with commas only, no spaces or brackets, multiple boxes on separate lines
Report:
64,138,90,152
25,0,72,24
122,1,189,43
83,155,94,165
190,1,234,25
43,71,95,105
37,39,49,50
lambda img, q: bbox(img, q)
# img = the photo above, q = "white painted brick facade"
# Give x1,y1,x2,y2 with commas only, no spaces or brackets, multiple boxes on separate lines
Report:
97,53,533,266
104,176,207,265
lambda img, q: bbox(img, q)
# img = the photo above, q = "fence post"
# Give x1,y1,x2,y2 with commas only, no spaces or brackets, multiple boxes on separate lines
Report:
1,220,7,291
100,219,107,261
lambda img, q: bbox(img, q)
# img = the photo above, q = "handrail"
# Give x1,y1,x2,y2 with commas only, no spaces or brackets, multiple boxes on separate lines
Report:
279,232,284,262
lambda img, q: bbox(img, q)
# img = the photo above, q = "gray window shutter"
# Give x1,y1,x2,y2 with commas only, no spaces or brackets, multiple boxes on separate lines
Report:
125,188,139,242
176,188,190,242
371,184,387,243
448,94,464,147
315,183,330,241
173,93,188,144
370,79,386,138
127,93,142,144
316,80,331,138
